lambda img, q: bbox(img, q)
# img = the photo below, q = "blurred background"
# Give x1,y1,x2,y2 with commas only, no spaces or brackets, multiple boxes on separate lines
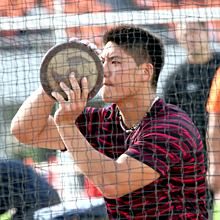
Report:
0,0,220,219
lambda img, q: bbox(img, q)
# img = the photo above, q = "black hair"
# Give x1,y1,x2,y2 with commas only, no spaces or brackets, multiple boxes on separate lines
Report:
102,24,165,88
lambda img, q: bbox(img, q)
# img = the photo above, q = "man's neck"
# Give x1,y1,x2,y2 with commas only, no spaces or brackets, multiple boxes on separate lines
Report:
117,91,157,129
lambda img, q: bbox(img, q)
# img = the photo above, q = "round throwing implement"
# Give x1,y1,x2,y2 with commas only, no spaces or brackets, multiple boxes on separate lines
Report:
40,41,104,101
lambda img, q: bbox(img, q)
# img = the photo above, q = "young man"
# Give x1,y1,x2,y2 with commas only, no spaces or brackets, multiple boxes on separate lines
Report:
163,22,220,216
11,25,208,219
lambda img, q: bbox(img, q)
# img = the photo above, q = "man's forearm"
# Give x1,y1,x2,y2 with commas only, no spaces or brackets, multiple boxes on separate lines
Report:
56,124,119,196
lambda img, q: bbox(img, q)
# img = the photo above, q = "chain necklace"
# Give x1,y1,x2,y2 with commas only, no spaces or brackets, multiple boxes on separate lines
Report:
118,96,160,133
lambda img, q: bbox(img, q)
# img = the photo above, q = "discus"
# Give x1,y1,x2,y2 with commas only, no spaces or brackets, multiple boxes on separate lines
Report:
40,41,104,101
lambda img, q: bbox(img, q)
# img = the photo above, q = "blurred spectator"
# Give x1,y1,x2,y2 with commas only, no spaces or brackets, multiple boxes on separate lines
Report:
132,0,205,10
65,0,113,49
0,159,61,220
132,0,177,10
206,67,220,200
63,0,112,14
0,0,53,17
162,21,220,219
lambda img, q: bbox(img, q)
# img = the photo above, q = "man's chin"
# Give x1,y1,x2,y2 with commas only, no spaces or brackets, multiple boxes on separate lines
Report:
102,96,114,103
102,93,119,103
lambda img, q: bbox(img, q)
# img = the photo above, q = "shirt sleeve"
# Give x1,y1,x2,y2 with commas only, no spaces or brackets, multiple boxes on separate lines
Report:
207,67,220,113
75,107,105,137
124,117,198,177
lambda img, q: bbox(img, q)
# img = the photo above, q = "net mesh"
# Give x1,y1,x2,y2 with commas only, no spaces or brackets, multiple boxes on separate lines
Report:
1,0,220,219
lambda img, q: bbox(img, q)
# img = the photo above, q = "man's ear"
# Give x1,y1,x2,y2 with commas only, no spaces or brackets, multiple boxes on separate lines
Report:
142,63,154,82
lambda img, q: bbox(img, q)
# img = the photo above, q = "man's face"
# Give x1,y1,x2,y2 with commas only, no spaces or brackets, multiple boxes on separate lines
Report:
176,23,208,54
101,42,144,104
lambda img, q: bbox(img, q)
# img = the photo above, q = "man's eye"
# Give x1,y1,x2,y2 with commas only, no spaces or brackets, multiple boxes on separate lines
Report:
112,61,120,64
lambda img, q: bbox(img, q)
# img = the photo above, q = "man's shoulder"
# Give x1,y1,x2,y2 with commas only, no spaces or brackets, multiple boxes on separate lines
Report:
155,100,195,125
154,100,200,138
152,99,189,120
142,100,200,147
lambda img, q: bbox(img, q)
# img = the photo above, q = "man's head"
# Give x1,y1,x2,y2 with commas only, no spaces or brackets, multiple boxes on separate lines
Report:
176,22,209,55
102,25,165,88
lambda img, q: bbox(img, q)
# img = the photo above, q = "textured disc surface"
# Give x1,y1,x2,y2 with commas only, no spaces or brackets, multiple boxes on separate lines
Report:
40,41,104,101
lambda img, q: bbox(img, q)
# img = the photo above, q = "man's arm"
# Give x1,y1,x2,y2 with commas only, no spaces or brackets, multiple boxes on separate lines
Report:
207,112,220,193
56,124,160,199
52,74,160,199
10,86,65,150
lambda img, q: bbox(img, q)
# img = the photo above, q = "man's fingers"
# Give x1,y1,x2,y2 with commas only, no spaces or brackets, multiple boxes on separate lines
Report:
81,77,89,101
95,49,102,55
51,91,65,104
60,82,76,103
70,39,102,55
88,43,102,55
69,37,79,42
69,74,81,101
88,43,97,50
79,39,90,45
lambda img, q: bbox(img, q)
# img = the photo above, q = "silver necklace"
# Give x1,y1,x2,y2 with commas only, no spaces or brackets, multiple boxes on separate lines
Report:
118,96,160,133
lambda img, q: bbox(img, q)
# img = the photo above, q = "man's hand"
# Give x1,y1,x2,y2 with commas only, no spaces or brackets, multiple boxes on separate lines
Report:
51,37,101,127
69,37,102,55
51,74,89,126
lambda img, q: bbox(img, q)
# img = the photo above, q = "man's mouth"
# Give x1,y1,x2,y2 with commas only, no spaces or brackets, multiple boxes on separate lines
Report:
102,83,113,87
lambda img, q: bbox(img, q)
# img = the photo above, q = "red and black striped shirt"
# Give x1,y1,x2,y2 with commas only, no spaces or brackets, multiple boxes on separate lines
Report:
76,99,208,219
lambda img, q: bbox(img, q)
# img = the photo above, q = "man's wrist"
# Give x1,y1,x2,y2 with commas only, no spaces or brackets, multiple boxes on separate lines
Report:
53,114,78,128
55,122,77,129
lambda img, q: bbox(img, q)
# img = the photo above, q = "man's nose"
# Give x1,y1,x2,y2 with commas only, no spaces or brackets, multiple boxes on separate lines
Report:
103,61,111,78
